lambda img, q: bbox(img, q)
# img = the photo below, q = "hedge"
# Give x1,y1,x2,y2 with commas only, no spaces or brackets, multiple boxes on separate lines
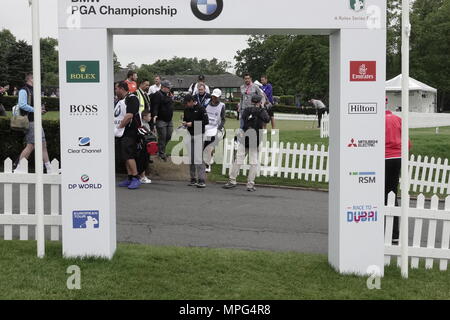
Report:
279,95,295,106
0,96,60,112
0,117,60,170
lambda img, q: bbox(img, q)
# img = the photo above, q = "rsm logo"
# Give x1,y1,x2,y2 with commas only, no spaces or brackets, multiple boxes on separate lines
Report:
349,171,376,184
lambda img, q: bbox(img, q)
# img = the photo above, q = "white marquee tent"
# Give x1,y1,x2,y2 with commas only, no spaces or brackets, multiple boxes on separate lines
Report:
386,74,438,113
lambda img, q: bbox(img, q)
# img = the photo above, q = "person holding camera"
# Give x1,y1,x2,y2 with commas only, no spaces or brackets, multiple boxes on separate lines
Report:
14,73,51,174
223,94,270,192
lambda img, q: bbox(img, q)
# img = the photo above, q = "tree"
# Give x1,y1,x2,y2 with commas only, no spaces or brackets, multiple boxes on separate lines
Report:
134,56,231,79
5,40,32,89
267,36,329,100
411,0,450,111
234,35,293,79
0,29,17,85
40,37,59,87
113,52,122,74
386,0,402,80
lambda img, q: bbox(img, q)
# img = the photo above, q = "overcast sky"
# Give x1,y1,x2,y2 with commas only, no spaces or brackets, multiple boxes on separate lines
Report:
0,0,249,73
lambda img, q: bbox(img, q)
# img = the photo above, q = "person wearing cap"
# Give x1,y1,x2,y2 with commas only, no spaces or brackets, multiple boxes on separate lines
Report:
188,75,211,96
203,88,226,173
152,80,174,161
223,94,270,192
238,73,266,129
182,94,210,188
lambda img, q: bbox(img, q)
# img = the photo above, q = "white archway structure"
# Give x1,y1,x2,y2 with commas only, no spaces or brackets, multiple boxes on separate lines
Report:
58,0,386,275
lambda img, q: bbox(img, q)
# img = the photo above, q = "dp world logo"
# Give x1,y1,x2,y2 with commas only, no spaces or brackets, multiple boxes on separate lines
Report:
191,0,223,21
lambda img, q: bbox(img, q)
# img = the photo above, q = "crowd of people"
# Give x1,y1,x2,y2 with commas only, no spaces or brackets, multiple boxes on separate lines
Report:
114,71,275,191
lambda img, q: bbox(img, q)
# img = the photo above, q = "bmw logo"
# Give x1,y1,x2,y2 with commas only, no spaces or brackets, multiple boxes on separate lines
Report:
191,0,223,21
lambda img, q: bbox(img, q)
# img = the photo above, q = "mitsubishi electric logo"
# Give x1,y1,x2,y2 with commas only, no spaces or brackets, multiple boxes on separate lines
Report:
191,0,223,21
350,0,366,12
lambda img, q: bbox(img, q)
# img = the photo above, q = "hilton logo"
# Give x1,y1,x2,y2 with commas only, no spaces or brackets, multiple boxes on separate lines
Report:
348,103,378,115
66,61,100,83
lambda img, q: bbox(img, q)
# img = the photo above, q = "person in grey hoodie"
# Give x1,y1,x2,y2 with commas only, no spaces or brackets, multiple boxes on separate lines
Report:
238,73,266,129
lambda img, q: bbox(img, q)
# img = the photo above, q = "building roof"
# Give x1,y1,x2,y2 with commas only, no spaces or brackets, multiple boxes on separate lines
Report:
161,74,243,89
386,74,437,93
114,69,243,89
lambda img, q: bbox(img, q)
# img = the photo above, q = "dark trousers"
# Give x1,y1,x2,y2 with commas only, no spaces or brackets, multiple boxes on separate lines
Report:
188,136,206,183
385,158,401,239
317,108,329,128
156,120,173,157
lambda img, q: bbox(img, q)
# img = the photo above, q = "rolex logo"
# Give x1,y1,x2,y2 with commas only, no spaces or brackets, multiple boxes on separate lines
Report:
66,61,100,83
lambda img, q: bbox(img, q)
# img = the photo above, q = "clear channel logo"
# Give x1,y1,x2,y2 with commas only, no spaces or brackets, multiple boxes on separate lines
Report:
68,174,103,191
67,137,102,154
191,0,223,21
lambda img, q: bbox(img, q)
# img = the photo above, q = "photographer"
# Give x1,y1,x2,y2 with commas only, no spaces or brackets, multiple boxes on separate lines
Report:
223,94,270,192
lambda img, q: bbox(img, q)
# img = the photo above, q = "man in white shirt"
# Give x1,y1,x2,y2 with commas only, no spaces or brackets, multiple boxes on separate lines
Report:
309,99,329,128
189,75,210,96
149,75,162,95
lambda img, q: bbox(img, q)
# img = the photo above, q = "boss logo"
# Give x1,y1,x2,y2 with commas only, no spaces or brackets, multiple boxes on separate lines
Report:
70,104,99,115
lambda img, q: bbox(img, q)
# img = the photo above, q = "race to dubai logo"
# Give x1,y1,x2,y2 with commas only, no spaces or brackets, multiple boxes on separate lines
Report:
350,0,366,12
191,0,223,21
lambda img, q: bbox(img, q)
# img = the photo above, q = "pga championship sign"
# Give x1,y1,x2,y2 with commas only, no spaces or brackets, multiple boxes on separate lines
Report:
58,0,386,276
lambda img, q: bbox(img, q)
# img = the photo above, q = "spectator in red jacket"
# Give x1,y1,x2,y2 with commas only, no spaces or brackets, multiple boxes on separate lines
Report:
385,99,411,244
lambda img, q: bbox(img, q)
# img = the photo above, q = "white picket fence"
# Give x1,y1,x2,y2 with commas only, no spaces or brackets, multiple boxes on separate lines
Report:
222,141,450,195
384,192,450,271
408,155,450,195
0,158,62,241
222,139,330,183
320,112,330,138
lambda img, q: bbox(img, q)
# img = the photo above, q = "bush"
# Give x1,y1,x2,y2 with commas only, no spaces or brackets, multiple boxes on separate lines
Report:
0,96,60,112
0,116,60,170
279,95,295,106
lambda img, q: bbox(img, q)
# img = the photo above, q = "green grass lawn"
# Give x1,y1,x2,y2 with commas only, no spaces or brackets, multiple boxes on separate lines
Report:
0,240,448,300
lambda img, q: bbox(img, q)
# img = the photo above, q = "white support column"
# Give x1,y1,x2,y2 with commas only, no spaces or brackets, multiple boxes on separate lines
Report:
58,28,116,259
329,28,386,275
31,0,45,258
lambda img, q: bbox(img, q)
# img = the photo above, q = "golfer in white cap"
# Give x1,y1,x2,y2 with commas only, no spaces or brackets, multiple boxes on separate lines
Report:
203,88,226,172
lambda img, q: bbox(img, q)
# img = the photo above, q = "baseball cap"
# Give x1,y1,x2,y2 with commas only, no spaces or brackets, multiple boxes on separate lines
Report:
161,80,172,88
211,89,222,98
251,94,262,104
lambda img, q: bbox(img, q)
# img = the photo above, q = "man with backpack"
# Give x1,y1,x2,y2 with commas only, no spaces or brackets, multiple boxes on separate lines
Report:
223,94,270,192
14,73,52,174
115,81,142,190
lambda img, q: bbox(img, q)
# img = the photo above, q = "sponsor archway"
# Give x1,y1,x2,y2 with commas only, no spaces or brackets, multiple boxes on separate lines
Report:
58,0,386,275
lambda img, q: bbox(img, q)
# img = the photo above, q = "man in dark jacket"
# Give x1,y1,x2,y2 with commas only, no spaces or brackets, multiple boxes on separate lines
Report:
223,94,270,192
152,80,174,161
182,94,209,188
